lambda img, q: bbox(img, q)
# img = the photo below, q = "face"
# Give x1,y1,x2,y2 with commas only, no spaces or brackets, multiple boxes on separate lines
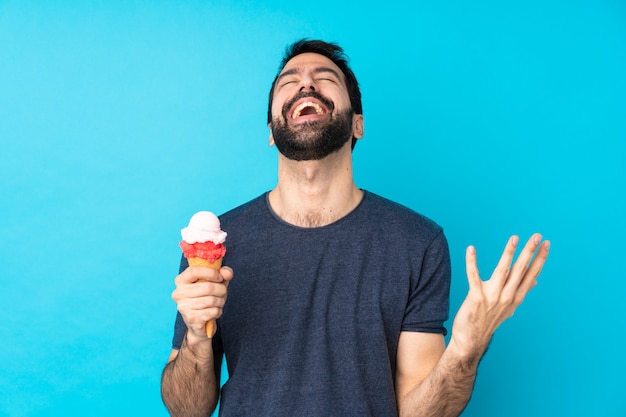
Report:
269,53,363,161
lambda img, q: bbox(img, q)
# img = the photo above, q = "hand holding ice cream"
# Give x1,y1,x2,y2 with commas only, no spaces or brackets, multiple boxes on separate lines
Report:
179,211,227,337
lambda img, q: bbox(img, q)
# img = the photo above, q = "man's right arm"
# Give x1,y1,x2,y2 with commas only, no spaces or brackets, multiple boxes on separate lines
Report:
161,336,219,417
161,265,233,417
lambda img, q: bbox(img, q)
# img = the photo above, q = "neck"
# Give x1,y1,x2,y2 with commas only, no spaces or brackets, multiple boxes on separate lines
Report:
269,146,362,227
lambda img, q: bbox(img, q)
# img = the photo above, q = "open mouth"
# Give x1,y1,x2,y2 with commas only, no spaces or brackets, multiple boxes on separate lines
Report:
284,92,334,123
292,101,325,119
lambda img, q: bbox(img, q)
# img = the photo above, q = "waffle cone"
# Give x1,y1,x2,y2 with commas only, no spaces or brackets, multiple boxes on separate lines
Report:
186,256,223,338
188,257,223,269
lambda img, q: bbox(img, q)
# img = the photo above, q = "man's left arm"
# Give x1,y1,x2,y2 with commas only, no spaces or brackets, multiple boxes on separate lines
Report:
396,233,550,417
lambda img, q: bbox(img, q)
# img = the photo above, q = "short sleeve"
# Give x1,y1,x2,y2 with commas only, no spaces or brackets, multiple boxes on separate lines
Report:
401,231,451,335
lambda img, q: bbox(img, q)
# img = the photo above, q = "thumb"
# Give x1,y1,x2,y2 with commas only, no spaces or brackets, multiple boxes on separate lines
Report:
220,266,234,282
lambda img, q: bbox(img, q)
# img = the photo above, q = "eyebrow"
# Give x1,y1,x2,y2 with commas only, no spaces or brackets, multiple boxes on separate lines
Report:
276,66,343,84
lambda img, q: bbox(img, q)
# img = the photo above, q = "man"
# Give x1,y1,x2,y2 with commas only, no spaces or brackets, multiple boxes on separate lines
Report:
161,39,550,417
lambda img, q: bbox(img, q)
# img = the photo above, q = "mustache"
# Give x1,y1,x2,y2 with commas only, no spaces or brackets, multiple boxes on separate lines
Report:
281,91,335,119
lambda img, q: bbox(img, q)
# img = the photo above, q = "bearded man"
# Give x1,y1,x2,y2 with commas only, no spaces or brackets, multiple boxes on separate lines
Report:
161,39,550,417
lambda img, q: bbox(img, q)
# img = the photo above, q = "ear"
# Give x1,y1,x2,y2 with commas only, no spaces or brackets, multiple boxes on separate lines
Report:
352,114,364,140
268,123,275,146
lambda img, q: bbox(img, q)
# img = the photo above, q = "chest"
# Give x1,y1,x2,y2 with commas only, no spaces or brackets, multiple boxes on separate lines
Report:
219,234,415,348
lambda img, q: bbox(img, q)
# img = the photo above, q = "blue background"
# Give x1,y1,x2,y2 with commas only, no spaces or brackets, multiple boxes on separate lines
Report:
1,1,625,416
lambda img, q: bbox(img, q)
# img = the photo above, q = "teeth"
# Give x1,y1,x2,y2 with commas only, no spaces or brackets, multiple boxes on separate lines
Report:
292,101,324,119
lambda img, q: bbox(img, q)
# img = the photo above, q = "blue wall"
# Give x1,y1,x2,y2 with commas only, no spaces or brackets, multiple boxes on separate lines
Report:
1,1,624,416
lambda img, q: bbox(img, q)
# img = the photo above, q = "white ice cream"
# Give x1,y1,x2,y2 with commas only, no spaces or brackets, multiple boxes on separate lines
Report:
180,211,227,244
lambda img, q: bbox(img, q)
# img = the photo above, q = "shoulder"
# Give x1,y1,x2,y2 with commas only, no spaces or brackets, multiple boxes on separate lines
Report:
217,193,275,248
361,191,444,242
219,193,268,226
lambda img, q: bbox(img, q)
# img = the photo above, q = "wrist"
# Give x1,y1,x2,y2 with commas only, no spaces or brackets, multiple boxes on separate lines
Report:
444,337,484,371
182,331,214,363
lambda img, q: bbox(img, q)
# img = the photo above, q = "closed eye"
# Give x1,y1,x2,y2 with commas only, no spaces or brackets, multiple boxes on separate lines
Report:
313,67,342,84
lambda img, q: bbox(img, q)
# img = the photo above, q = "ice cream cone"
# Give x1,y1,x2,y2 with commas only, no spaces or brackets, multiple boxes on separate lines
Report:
187,257,223,337
187,257,223,269
179,211,227,339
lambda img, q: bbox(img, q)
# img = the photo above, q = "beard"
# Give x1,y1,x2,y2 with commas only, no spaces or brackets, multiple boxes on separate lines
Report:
271,92,354,161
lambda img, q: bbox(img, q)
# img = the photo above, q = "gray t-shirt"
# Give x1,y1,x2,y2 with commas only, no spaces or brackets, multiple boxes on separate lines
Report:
172,191,451,416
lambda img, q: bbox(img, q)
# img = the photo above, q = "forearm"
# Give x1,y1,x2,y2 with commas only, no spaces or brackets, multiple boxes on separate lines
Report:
398,343,480,417
161,333,219,417
398,235,549,416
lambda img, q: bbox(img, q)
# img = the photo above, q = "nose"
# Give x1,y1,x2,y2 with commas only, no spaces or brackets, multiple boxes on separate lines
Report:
298,73,316,92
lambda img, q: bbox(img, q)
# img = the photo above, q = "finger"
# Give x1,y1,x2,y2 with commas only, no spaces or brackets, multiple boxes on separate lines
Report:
189,266,224,282
509,241,549,308
174,268,196,285
465,245,482,289
491,235,519,286
175,266,219,286
172,279,228,305
181,293,227,311
186,280,228,298
519,240,550,292
506,233,543,289
183,309,221,334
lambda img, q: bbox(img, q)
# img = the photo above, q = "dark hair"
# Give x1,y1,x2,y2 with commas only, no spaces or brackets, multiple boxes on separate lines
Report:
267,39,363,147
